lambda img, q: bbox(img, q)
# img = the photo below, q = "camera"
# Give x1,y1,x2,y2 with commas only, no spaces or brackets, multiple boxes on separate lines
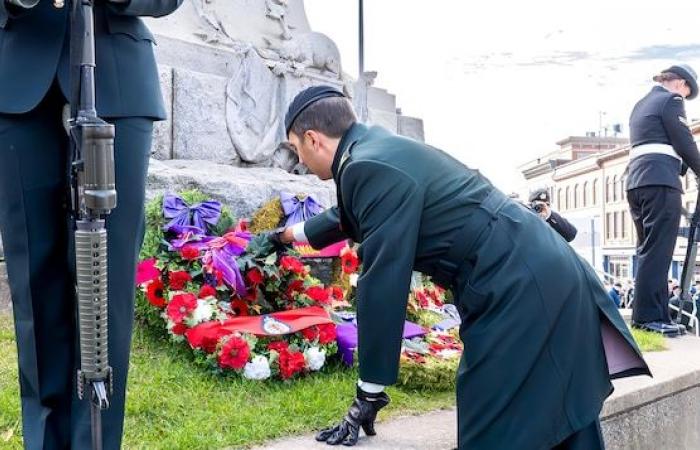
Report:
530,202,545,213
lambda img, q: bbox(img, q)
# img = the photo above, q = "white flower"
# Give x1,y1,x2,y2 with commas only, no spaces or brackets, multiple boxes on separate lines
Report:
304,347,326,371
244,355,271,380
349,273,359,287
191,299,215,324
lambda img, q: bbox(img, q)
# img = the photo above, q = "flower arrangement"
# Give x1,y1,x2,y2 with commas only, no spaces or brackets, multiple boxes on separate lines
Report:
135,190,340,381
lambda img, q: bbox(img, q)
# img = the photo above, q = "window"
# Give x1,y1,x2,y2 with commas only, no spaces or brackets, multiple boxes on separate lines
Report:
573,185,579,209
606,213,612,240
557,189,563,209
565,186,570,210
583,181,589,207
620,175,626,201
612,176,618,202
622,211,628,239
605,177,611,202
613,211,619,239
593,179,598,205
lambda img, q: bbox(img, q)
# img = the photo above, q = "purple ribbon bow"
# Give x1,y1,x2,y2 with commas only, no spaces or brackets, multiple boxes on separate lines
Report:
280,192,324,227
163,193,222,233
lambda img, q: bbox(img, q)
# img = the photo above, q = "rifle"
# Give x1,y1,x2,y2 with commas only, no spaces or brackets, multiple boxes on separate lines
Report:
675,179,700,330
69,1,117,449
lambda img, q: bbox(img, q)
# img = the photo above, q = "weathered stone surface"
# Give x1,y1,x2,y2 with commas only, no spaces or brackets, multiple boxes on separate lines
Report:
0,263,10,313
152,65,174,160
367,86,396,113
146,159,335,219
172,69,238,164
367,108,398,134
398,115,425,142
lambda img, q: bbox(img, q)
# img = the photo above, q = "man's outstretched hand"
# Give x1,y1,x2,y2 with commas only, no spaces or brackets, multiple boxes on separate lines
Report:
263,227,295,253
315,386,390,446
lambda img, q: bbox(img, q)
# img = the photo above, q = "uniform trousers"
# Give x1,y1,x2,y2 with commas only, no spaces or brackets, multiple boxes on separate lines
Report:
0,81,152,450
627,186,682,324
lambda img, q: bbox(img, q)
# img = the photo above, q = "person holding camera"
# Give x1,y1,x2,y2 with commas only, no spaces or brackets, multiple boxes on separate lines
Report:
528,188,578,242
626,64,700,336
0,1,182,449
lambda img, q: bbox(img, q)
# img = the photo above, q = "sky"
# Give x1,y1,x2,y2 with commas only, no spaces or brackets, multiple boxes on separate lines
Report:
305,0,700,193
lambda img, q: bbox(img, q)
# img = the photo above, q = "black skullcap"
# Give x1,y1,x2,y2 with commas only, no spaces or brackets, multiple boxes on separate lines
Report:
285,85,346,135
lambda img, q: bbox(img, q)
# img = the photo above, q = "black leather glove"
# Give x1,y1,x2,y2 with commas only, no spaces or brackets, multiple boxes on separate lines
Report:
315,386,390,446
265,227,292,254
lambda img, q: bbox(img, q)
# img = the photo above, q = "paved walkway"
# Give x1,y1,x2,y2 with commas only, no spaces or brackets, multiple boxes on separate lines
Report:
250,335,700,450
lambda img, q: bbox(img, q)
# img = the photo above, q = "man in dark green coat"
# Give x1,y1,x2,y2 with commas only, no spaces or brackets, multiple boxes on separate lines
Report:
0,1,182,449
276,86,650,449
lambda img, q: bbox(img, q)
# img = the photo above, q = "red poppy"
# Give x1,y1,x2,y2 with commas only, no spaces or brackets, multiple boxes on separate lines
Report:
171,323,188,336
340,247,359,274
301,326,320,342
279,350,306,379
166,293,197,323
246,268,264,286
231,299,249,316
415,290,430,308
169,270,192,290
267,341,289,353
218,335,250,370
136,258,161,285
146,279,166,308
305,286,330,304
318,323,337,345
198,284,217,299
179,245,200,261
285,279,305,299
330,286,344,302
280,256,306,275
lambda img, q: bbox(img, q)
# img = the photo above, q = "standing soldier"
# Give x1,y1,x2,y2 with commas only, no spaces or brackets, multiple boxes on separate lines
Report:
0,1,183,449
274,86,650,449
626,64,700,336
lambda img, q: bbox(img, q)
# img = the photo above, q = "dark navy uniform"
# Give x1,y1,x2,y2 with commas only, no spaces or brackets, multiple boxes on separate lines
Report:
0,1,182,449
548,210,578,242
304,123,649,449
626,85,700,325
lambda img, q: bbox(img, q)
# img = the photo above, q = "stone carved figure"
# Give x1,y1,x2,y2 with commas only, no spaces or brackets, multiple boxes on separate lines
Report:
225,48,284,164
265,0,293,41
262,31,342,77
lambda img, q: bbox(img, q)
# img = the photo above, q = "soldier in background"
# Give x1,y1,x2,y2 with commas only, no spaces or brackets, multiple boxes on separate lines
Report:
528,188,578,242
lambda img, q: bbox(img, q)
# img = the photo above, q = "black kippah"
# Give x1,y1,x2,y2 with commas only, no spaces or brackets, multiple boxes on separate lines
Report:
285,85,345,135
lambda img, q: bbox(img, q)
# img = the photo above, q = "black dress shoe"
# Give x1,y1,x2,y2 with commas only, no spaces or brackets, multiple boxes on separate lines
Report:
631,321,681,337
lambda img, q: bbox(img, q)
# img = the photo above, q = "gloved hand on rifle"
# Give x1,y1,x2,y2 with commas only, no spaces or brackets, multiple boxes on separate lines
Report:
315,386,390,446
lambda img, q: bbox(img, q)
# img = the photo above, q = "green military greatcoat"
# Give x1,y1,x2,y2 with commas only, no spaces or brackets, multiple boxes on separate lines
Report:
304,123,650,449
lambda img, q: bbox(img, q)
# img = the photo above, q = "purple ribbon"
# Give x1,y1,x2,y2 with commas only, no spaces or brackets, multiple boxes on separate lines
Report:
163,193,222,233
200,232,251,295
280,192,324,227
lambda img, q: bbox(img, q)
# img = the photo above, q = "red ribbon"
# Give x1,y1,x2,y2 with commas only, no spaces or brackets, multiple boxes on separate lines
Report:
185,306,333,350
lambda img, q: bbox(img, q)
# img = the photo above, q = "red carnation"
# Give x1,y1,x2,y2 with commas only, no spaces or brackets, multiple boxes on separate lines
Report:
280,256,306,275
305,286,330,304
180,245,200,261
318,323,337,345
416,290,430,308
218,335,251,370
267,341,289,353
146,279,166,308
169,270,192,290
198,284,217,299
231,299,249,316
246,268,264,286
301,326,320,342
279,350,306,379
340,247,359,274
171,322,188,336
166,293,197,323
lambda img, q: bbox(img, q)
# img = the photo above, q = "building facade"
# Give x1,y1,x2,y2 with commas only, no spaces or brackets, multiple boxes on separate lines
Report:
519,129,700,282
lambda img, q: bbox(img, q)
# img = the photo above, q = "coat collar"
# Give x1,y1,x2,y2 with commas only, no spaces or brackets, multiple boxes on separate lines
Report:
331,122,369,180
